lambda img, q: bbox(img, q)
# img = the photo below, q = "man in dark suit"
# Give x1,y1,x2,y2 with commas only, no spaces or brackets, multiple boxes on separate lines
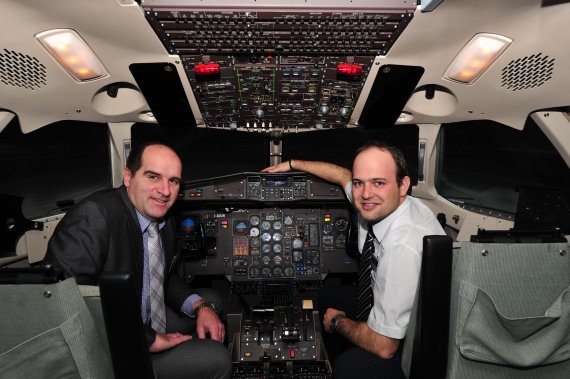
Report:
44,142,232,379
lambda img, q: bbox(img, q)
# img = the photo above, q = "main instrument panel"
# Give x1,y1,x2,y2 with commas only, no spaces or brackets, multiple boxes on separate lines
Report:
177,172,358,281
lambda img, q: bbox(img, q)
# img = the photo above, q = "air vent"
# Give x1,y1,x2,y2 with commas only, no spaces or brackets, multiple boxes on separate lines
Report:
500,53,554,91
0,49,47,90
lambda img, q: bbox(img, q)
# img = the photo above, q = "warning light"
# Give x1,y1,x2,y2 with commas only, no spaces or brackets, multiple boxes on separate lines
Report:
194,63,221,76
337,63,362,76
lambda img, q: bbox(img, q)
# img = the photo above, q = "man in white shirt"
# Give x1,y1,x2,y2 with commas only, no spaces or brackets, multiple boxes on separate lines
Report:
262,140,445,378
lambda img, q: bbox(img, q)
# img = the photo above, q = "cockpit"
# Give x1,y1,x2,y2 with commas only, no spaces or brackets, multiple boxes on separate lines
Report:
1,0,570,378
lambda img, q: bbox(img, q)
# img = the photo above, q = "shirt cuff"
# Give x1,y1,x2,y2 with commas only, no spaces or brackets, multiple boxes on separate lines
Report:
181,294,204,317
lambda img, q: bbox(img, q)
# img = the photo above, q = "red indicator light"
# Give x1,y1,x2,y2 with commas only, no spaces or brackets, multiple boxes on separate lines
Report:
194,63,220,76
337,63,362,76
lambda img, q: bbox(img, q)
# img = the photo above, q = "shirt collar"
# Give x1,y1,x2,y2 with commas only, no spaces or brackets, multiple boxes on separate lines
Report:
135,209,165,233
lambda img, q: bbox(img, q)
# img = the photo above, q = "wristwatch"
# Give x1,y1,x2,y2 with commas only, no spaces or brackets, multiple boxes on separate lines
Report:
195,302,216,314
330,314,345,333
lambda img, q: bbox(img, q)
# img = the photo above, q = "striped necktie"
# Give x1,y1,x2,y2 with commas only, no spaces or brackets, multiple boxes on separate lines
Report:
355,223,375,322
147,222,167,333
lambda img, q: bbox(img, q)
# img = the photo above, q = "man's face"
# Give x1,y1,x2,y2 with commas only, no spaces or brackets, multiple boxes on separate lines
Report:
351,147,410,223
124,145,182,221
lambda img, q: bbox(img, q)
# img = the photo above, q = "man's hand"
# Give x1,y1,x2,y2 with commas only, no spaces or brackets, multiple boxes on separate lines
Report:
195,302,226,343
149,332,192,353
323,307,346,333
323,307,401,359
261,161,291,173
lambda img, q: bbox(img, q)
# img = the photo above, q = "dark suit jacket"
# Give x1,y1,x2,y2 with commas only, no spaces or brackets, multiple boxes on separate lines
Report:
44,186,194,345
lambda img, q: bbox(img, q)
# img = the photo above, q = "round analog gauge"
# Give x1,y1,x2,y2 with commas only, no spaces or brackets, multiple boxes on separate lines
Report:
323,224,333,234
261,221,271,230
292,238,303,249
250,227,260,237
261,267,271,277
273,255,283,265
249,215,260,226
334,218,348,232
284,267,294,277
261,255,271,265
273,221,282,230
272,233,282,242
284,215,294,225
272,267,283,276
261,244,271,254
250,238,260,247
273,244,282,253
261,232,272,242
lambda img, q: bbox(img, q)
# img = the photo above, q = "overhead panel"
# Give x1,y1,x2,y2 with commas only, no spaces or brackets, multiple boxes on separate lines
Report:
141,0,415,132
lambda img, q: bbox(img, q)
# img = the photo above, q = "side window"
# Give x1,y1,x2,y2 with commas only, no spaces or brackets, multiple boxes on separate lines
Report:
436,119,570,221
0,118,112,220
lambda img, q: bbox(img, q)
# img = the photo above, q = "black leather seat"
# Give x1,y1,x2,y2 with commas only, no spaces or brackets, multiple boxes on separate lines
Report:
404,235,453,379
99,271,156,379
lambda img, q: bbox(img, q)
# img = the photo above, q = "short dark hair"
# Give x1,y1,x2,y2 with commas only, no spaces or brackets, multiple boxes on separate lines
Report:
126,141,178,175
354,140,409,186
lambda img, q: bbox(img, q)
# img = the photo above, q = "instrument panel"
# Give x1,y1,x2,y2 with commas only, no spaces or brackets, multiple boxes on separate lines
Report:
177,172,358,281
179,207,356,281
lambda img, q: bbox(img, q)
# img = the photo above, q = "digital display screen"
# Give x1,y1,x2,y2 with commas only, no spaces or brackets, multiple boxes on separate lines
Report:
233,220,249,235
265,177,288,186
181,216,200,233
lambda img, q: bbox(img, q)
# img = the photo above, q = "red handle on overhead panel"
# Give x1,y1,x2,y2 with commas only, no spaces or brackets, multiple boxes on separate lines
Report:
337,63,362,76
194,63,221,76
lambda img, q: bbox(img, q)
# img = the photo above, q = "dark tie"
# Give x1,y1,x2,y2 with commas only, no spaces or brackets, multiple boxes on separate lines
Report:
355,224,375,321
147,222,167,333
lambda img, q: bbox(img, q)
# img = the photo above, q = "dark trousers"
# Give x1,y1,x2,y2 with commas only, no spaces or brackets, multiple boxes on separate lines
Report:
318,285,405,379
151,288,232,379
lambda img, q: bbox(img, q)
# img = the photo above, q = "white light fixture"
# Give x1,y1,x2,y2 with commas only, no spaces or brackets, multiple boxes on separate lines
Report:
36,29,108,82
444,33,512,84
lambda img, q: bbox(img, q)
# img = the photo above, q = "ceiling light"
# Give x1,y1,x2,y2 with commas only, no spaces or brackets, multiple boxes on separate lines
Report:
36,29,108,82
444,33,512,84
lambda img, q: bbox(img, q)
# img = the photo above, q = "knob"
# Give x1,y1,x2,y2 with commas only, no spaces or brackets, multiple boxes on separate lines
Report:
292,238,303,249
320,105,329,115
284,267,295,277
249,267,260,278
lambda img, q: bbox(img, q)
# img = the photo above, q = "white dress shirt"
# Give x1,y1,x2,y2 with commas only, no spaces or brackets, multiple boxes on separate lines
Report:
345,183,445,339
